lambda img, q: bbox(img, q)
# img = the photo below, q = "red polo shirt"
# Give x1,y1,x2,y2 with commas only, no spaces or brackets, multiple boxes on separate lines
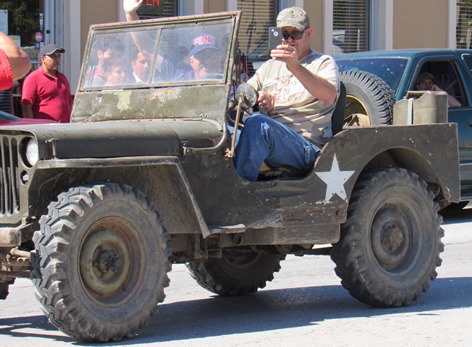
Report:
0,49,13,90
21,66,72,122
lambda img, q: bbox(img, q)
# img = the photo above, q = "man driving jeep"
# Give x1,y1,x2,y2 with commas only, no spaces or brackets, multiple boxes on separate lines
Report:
233,7,340,181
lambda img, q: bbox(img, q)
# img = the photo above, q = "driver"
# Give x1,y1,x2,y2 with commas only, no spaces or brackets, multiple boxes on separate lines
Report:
415,72,461,107
233,7,339,181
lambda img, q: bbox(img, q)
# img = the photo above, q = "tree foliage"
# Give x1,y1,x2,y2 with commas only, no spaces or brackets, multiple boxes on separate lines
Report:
1,0,40,47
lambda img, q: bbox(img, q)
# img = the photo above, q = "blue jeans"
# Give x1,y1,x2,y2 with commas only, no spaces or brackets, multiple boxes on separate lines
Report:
233,113,320,181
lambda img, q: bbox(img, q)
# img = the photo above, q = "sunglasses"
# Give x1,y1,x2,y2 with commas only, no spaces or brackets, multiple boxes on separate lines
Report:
282,30,305,41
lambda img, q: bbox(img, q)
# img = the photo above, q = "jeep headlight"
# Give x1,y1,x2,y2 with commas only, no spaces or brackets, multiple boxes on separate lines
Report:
25,138,39,167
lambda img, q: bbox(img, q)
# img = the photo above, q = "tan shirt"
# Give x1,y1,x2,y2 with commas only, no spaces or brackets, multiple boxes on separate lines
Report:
248,50,339,146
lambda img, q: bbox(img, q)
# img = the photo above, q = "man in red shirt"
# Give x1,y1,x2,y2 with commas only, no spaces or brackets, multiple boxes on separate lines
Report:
22,43,72,122
0,32,31,90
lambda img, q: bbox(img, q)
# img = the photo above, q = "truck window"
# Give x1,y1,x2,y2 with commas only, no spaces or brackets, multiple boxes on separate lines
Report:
413,60,465,107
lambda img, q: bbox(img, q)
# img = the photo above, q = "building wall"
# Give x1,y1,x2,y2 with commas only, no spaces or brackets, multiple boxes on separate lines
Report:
205,0,226,13
62,0,457,93
81,1,120,57
304,0,324,52
393,0,449,48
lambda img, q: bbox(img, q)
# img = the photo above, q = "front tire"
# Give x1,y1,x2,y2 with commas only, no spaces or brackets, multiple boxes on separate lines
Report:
31,183,171,342
187,249,285,296
331,168,444,307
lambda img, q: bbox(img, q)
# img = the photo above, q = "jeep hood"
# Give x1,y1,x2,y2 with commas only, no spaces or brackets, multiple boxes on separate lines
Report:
0,119,223,160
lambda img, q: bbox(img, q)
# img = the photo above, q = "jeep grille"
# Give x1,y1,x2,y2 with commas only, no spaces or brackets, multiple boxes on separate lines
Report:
0,136,20,216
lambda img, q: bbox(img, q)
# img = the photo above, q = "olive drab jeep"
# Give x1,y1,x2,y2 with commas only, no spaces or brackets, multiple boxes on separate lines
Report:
0,12,460,342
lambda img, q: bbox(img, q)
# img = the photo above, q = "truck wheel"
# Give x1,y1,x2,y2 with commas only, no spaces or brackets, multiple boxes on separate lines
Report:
31,183,171,342
187,250,285,296
340,70,395,125
330,168,443,307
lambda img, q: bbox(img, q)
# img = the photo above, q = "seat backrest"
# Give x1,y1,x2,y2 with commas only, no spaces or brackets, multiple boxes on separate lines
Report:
331,81,346,136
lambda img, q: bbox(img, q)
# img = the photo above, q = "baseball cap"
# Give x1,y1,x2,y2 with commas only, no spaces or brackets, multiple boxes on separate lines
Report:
189,33,219,57
277,7,311,31
417,72,435,83
40,43,65,57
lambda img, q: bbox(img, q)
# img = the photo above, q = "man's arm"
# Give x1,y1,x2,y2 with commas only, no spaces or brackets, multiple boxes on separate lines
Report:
431,84,461,107
256,50,338,113
22,102,34,118
123,0,168,75
0,32,31,81
286,62,337,105
123,0,143,22
21,74,36,118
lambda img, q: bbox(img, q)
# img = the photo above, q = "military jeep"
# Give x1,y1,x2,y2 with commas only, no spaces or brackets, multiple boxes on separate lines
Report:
0,12,460,342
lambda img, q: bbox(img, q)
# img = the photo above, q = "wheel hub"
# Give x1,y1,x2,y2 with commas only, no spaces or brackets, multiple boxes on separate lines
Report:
80,227,131,298
95,248,122,279
380,222,404,253
371,207,410,271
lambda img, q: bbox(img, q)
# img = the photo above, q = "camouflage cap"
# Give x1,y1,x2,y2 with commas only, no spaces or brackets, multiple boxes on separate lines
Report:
277,7,310,31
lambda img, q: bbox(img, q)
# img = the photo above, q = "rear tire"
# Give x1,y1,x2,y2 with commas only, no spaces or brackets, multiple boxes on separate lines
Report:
331,168,444,307
187,249,285,296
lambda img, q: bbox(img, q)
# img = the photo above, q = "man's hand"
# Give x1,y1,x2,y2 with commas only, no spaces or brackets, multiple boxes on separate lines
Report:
258,91,275,114
123,0,143,16
270,44,299,70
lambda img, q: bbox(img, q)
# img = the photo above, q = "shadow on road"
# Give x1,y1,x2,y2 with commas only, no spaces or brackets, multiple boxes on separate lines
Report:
131,275,472,344
1,276,470,345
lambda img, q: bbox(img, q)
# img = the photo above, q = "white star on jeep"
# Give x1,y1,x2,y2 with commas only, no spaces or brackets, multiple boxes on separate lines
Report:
315,154,355,202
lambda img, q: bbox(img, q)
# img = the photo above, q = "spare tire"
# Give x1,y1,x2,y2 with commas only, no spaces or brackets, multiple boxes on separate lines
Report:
340,70,395,125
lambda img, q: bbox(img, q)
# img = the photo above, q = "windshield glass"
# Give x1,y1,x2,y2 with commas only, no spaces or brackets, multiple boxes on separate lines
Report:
336,57,408,93
81,22,232,89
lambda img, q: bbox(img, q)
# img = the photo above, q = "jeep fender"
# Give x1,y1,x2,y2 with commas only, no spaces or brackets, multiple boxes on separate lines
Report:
29,156,211,238
315,123,460,209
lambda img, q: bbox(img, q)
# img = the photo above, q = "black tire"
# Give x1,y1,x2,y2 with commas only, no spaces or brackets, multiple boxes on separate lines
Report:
330,168,444,307
31,183,171,342
340,70,395,125
187,250,285,296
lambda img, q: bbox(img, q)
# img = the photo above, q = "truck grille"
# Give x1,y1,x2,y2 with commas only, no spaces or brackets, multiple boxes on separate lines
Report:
0,137,20,216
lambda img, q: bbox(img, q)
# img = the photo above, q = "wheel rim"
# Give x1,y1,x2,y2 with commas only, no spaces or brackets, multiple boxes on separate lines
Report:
345,94,371,125
371,204,415,272
79,216,142,304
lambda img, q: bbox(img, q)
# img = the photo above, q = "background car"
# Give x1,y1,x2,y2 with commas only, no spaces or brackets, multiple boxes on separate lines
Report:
0,110,53,126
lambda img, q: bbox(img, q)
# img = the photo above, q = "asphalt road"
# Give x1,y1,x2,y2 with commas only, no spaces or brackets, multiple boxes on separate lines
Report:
1,208,471,346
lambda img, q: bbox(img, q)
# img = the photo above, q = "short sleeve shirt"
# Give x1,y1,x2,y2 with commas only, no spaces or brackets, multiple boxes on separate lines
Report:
0,49,13,90
21,67,72,122
248,50,339,146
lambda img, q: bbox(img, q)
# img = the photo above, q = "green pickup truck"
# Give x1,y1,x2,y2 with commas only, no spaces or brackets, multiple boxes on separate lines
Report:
336,50,472,207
